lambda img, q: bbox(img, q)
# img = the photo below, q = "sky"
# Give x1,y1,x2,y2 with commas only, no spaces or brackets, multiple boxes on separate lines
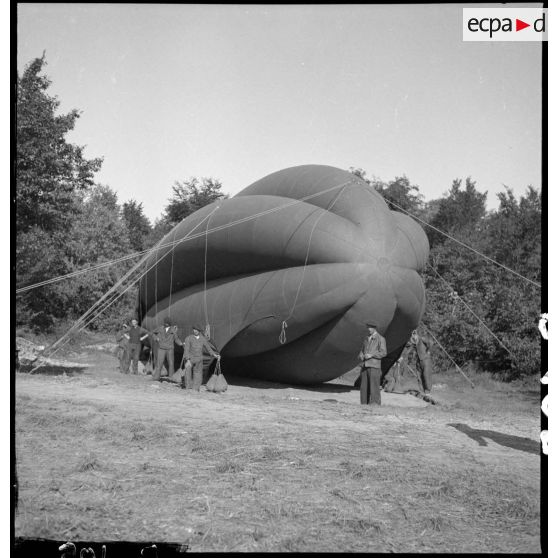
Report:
17,3,543,222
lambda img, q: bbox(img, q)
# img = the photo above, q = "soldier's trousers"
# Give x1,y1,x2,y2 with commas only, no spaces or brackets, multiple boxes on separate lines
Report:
185,359,203,390
129,344,141,374
360,367,382,405
117,346,130,373
154,348,174,380
418,357,433,391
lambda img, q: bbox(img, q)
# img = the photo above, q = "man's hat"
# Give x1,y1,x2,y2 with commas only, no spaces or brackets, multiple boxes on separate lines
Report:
366,322,377,328
192,325,202,331
164,318,171,326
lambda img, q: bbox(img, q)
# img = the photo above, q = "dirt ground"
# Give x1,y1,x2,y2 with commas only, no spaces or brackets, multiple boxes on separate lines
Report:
14,342,542,553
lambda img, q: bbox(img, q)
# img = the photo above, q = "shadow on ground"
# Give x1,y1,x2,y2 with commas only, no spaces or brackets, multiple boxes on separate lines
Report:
224,374,354,393
447,423,539,455
18,364,87,377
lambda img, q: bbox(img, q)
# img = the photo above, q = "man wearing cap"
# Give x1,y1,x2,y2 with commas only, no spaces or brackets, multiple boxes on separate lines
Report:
128,319,150,375
153,318,183,381
358,322,387,405
183,326,220,391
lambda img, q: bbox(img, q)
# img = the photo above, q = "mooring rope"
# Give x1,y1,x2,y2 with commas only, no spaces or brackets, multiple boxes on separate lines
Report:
203,208,215,340
168,226,178,314
16,181,357,294
426,262,515,359
380,196,541,289
279,181,352,344
421,324,475,388
29,207,221,372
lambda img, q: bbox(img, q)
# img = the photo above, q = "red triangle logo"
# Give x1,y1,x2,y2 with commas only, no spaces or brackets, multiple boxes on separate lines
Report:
516,19,530,31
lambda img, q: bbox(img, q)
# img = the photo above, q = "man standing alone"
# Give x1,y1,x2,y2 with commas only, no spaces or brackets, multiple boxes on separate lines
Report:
183,326,219,391
358,322,387,405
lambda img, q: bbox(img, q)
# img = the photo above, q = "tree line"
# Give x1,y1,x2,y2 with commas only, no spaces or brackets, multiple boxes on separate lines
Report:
16,55,227,333
16,56,541,379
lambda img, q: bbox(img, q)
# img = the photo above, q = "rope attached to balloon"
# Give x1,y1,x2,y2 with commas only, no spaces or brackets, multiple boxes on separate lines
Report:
279,320,288,344
278,181,353,344
144,259,154,370
154,242,159,326
203,207,217,341
28,207,221,372
168,226,178,315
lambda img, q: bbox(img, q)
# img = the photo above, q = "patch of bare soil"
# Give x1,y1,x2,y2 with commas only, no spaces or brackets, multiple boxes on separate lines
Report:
14,345,541,553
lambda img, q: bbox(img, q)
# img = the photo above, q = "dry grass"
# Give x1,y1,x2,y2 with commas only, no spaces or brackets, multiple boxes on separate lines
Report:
14,352,542,553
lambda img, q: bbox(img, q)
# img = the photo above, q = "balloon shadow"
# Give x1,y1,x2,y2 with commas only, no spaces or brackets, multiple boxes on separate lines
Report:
447,423,539,455
224,373,354,393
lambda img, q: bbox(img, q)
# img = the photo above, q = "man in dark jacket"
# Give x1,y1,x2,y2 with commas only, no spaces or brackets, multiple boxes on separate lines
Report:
411,330,433,394
358,322,387,405
128,319,150,374
153,318,183,381
183,326,219,391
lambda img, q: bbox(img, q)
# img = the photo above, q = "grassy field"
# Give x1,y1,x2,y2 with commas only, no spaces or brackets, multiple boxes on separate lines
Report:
14,340,542,553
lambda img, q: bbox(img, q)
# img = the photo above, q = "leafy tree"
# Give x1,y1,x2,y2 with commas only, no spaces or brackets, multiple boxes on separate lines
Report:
348,167,371,184
16,54,102,233
16,55,103,329
16,227,70,329
349,168,424,215
424,185,541,379
144,217,173,249
144,177,228,248
17,185,135,330
122,200,152,252
15,56,136,331
429,178,487,245
370,176,424,214
63,185,135,330
480,186,541,285
421,198,442,225
164,177,227,226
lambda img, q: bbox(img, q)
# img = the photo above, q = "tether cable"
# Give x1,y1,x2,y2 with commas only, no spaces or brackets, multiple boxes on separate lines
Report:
380,196,541,289
16,181,357,294
203,208,216,339
421,324,475,388
279,181,352,344
28,207,221,372
17,181,540,293
426,262,515,359
168,226,178,313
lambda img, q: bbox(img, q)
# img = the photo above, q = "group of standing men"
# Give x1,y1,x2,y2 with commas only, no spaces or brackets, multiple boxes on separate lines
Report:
358,323,433,406
116,318,219,390
115,317,431,401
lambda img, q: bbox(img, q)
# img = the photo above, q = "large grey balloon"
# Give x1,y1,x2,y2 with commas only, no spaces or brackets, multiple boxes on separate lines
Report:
138,165,429,384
